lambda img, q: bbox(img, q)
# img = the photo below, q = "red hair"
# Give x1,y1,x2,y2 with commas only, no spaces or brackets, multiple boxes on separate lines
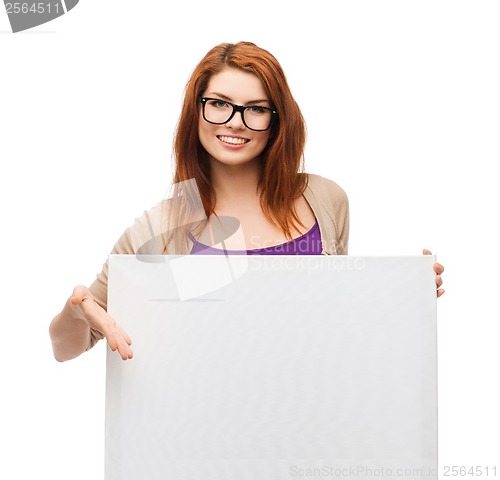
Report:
173,41,307,240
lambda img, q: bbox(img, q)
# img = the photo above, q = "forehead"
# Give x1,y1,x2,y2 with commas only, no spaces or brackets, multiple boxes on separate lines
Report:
205,67,269,103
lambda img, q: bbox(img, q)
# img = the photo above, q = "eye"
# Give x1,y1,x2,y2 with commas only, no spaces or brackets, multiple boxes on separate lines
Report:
248,106,267,114
208,99,229,109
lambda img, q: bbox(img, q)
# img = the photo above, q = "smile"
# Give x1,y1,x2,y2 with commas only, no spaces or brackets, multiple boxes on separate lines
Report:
217,135,249,145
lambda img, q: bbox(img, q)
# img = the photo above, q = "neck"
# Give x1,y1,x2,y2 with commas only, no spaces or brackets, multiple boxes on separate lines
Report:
209,158,262,211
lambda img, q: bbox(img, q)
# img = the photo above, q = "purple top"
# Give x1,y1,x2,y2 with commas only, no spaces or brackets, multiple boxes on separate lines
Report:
190,219,322,255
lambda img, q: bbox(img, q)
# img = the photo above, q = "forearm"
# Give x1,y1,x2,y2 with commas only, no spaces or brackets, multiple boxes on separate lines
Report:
49,298,93,362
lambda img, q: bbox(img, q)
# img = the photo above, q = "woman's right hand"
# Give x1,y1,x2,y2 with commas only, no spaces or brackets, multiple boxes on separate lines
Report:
71,285,133,360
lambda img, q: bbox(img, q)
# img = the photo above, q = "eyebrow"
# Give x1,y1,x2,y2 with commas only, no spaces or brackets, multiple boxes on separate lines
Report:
206,92,270,105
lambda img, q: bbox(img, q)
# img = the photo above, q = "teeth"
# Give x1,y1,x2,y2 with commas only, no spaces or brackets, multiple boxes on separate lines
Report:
218,136,248,145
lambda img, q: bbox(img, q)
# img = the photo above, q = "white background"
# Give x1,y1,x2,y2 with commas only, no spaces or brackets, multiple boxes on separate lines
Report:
1,1,498,478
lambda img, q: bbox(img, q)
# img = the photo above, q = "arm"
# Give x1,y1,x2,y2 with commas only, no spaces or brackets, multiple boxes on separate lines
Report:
49,285,133,362
49,199,180,362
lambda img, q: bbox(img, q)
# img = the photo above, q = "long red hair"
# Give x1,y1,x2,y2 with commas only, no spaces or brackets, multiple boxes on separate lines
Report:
173,41,307,240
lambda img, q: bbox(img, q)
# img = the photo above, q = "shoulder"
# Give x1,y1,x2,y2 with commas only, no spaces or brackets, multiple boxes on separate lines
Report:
301,173,350,255
124,196,202,255
110,199,170,255
303,172,348,206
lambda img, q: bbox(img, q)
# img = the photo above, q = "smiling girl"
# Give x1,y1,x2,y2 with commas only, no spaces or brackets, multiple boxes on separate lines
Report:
49,42,444,362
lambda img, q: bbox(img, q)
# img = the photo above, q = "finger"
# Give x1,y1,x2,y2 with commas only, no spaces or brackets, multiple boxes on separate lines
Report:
422,249,432,255
70,285,91,304
112,329,133,360
99,319,133,358
102,326,119,352
117,324,133,346
116,337,134,360
437,288,445,298
435,274,443,288
107,337,119,352
434,262,444,275
115,326,133,359
108,323,133,350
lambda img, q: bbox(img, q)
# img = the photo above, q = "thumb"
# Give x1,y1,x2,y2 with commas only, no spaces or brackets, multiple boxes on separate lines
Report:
70,285,93,305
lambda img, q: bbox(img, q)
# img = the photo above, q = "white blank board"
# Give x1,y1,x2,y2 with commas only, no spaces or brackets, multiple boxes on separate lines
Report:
106,255,437,480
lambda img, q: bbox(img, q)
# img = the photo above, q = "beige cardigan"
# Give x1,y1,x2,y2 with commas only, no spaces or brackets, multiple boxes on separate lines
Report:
87,173,349,348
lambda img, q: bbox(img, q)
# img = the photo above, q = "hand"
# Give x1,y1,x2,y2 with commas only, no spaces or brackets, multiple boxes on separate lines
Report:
423,249,445,298
71,285,133,360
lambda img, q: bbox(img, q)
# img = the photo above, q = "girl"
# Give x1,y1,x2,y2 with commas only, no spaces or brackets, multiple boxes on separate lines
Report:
49,42,444,362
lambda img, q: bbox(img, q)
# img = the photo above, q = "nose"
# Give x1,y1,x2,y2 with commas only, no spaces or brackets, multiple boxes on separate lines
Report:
226,109,246,130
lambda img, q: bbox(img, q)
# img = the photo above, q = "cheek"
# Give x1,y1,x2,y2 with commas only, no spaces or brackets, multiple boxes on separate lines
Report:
255,132,271,151
198,120,212,151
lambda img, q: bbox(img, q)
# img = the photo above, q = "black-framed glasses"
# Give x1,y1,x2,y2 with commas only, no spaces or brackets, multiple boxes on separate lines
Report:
200,97,277,132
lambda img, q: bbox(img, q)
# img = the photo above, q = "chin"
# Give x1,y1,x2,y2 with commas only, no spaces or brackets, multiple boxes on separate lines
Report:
211,154,260,168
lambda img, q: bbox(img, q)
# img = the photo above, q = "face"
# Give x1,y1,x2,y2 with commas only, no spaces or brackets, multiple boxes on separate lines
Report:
198,67,272,169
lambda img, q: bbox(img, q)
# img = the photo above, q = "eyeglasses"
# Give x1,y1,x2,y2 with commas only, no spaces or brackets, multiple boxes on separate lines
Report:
200,97,277,132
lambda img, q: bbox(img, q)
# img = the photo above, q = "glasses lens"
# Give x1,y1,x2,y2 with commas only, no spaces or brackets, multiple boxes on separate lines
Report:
203,99,233,124
203,99,273,131
244,106,272,131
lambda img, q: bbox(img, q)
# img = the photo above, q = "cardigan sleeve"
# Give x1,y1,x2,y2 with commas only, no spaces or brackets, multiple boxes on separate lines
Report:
303,173,350,255
327,178,349,255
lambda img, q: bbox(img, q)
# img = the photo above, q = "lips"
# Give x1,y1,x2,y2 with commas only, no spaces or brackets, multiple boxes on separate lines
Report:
217,135,250,145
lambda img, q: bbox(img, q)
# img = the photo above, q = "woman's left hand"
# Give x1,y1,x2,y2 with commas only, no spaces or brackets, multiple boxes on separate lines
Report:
423,249,445,298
